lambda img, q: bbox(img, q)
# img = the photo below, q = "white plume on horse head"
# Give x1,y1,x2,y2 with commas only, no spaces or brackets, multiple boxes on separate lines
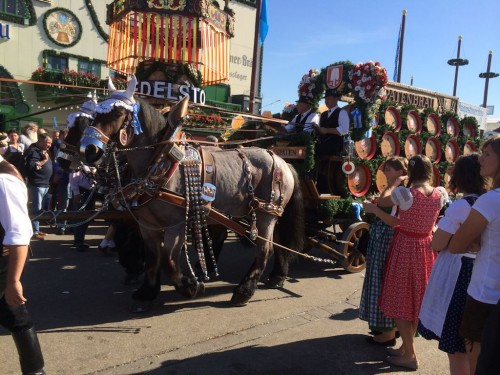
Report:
108,77,117,92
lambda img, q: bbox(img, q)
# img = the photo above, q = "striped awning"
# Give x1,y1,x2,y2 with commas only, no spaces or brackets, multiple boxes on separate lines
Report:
107,11,230,86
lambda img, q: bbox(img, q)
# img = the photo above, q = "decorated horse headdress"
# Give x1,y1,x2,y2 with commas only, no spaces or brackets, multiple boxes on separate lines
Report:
67,92,97,128
96,75,143,135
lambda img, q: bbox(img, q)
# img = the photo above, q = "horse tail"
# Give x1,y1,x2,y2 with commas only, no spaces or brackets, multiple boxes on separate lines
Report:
277,163,305,259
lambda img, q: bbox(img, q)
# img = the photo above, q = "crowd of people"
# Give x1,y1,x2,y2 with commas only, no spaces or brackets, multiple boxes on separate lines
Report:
0,123,95,247
1,95,499,374
358,137,500,375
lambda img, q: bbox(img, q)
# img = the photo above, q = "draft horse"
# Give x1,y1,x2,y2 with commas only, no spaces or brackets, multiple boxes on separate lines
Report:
80,78,304,306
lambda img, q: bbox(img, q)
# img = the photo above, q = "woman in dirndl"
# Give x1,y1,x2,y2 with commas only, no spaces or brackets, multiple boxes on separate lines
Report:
359,156,408,346
418,154,487,375
378,155,448,371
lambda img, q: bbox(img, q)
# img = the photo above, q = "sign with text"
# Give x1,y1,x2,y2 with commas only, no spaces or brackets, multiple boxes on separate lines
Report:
0,23,11,40
458,102,488,130
136,81,206,104
385,82,458,114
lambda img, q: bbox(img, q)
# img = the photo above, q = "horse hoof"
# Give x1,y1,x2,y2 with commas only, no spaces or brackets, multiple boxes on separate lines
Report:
230,293,250,307
175,280,204,299
196,282,206,296
265,276,285,289
129,300,153,313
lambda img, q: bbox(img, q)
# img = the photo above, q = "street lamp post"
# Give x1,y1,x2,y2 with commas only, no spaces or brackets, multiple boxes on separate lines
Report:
479,50,499,109
447,36,469,97
479,51,499,137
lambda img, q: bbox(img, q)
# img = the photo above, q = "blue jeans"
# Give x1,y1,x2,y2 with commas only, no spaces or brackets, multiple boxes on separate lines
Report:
28,185,49,234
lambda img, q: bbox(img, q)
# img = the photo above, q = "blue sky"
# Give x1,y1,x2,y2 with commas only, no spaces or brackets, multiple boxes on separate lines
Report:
260,0,500,116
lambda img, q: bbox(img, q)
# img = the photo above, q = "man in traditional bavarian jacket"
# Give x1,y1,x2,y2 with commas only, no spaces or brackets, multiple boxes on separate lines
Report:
0,155,45,374
282,95,319,133
314,88,350,157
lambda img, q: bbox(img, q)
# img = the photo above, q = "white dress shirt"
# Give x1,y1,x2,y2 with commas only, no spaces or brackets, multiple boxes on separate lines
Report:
284,109,320,133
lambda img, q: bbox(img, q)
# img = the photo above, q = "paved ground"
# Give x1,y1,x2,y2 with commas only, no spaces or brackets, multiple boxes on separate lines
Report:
0,221,449,374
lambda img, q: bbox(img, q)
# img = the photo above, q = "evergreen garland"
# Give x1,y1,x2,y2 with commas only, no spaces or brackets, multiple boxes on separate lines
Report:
377,100,397,125
135,61,202,87
286,132,316,173
460,116,480,139
440,111,461,135
84,0,109,42
42,49,106,65
400,104,418,131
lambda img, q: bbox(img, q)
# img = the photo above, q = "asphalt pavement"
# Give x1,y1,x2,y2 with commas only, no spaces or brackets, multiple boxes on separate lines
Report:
0,221,449,374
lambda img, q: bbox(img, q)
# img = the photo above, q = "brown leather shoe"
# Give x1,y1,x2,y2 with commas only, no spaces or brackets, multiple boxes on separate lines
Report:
32,233,45,240
37,231,48,236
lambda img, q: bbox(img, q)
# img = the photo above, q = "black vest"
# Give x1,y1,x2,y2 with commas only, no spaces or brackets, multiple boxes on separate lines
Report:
294,110,311,133
317,108,344,155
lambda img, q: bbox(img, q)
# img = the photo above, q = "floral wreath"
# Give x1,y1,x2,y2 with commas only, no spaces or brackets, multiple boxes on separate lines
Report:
348,61,388,141
297,69,323,109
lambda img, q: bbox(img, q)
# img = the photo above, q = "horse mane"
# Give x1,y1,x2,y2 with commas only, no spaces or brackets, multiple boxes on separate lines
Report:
135,98,172,142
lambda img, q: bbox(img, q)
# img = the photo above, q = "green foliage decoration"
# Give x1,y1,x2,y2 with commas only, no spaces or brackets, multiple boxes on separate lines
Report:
460,116,480,139
84,0,109,42
377,100,397,125
400,104,418,131
319,196,361,220
285,132,316,173
135,62,202,87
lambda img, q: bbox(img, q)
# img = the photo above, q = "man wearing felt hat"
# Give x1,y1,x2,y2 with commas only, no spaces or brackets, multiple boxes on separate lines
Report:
282,95,319,133
313,88,350,157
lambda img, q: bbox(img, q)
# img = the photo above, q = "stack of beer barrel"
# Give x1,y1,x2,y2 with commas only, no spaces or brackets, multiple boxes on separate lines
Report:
346,102,481,198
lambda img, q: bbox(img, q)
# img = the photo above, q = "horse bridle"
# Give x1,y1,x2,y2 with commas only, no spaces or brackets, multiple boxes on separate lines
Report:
79,111,135,165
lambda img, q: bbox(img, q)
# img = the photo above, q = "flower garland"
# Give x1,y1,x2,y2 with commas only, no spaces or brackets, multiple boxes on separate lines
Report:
348,61,388,141
297,69,323,110
280,103,298,122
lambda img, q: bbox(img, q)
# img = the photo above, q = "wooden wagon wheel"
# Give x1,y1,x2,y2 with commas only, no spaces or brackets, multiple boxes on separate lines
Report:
340,222,368,273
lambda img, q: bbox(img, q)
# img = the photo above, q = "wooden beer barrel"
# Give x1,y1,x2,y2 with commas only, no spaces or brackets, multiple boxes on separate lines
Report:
425,136,442,163
347,164,372,197
404,134,422,158
354,135,377,159
446,117,460,137
444,166,454,191
462,122,476,138
380,131,400,157
375,162,388,192
445,138,460,162
463,140,477,155
426,113,441,135
432,165,441,187
384,106,402,131
406,110,422,133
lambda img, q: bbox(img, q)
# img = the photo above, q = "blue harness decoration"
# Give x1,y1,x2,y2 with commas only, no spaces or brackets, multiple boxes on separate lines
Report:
351,202,363,221
131,102,143,135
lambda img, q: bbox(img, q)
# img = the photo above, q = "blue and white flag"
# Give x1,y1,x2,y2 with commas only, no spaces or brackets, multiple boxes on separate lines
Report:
259,0,269,46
